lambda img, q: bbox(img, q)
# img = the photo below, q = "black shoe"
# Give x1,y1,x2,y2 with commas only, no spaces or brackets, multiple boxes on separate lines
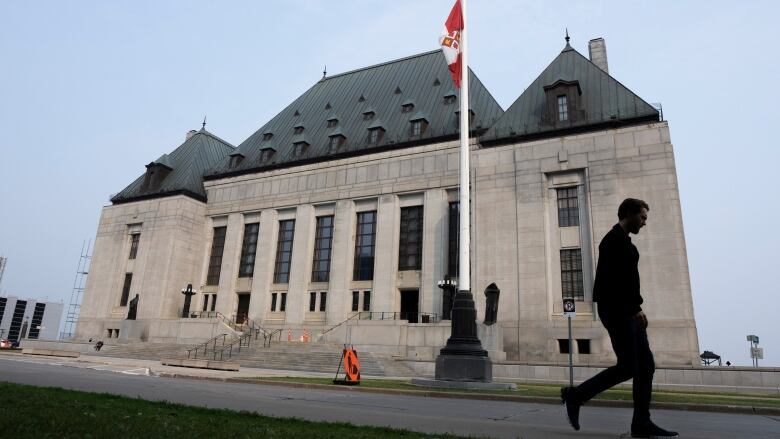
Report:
561,387,581,431
631,420,679,438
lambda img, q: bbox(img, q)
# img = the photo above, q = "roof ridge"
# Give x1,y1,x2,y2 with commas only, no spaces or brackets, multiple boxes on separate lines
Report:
322,49,442,81
195,128,236,149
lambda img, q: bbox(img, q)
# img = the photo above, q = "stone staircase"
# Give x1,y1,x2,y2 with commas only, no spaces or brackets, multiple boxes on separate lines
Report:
90,340,416,377
92,342,192,361
229,341,416,377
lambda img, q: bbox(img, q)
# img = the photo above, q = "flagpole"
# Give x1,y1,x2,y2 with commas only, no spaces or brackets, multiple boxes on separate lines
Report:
458,0,470,292
435,0,491,383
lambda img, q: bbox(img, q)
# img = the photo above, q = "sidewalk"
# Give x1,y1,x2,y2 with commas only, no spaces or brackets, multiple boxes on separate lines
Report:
5,351,779,417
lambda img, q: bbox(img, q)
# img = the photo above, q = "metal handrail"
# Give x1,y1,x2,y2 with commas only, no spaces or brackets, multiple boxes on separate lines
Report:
319,311,441,339
186,333,231,359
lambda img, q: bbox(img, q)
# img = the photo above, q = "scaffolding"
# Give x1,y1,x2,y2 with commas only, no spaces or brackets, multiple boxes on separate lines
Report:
0,256,7,291
62,241,91,339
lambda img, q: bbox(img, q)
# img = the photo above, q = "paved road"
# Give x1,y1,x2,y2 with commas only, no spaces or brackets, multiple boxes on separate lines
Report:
1,357,777,438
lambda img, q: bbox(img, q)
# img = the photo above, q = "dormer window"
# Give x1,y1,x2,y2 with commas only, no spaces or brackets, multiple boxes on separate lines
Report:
401,103,414,113
262,132,273,141
140,161,172,193
293,141,309,157
411,120,427,136
229,154,244,169
260,147,276,163
293,125,305,134
543,78,581,125
367,127,384,145
557,95,569,121
328,135,345,152
327,118,338,128
363,110,375,121
443,93,457,105
455,109,475,126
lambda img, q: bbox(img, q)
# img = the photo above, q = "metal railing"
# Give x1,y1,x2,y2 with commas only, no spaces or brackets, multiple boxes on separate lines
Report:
185,313,281,361
319,311,441,338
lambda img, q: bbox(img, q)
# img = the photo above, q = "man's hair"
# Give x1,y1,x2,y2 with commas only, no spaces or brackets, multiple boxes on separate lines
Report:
618,198,649,220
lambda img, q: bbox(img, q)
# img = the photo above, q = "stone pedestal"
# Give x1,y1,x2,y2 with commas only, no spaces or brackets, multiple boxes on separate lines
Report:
435,354,493,382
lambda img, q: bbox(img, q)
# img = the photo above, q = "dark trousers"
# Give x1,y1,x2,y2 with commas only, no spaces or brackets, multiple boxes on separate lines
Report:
575,307,655,424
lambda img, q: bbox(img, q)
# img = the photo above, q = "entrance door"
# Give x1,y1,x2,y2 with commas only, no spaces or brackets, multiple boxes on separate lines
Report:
400,289,419,323
236,294,251,324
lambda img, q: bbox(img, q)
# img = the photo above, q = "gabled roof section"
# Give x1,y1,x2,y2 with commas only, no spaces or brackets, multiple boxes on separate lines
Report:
480,43,659,145
207,50,504,179
111,128,234,204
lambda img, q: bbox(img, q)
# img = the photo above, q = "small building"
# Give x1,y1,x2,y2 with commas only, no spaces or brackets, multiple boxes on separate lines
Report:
0,295,64,341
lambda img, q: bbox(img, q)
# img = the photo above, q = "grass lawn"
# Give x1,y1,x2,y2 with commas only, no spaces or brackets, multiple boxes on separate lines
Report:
252,377,780,409
0,381,469,438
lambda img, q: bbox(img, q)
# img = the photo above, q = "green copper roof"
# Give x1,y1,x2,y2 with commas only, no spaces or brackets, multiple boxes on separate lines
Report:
480,43,659,144
111,128,234,204
207,50,504,178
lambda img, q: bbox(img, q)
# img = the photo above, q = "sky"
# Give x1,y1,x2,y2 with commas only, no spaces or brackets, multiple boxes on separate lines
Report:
1,1,778,366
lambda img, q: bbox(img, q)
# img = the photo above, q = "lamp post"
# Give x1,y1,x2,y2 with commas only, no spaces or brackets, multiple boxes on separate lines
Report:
181,284,197,318
437,276,457,320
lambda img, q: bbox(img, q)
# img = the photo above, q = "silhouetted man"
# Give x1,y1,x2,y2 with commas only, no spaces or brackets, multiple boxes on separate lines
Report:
561,198,678,438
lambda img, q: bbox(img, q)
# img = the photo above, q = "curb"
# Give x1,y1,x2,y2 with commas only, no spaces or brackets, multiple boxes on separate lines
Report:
153,373,780,416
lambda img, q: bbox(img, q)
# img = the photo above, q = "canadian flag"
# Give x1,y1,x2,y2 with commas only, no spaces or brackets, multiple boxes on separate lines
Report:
439,0,464,88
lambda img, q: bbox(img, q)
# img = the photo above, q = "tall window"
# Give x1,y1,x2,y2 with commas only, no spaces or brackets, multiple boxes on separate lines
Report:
238,223,260,277
447,202,459,277
557,187,579,227
7,300,26,340
0,297,7,327
270,293,278,311
309,292,317,312
129,233,140,259
351,291,360,311
28,303,46,339
274,220,296,284
560,249,584,301
311,216,334,282
280,293,287,312
557,95,569,121
398,206,423,270
120,273,133,306
363,291,371,311
353,211,377,280
320,292,327,312
207,226,227,285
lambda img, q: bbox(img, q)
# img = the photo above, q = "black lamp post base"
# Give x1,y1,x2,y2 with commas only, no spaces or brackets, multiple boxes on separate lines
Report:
435,354,493,382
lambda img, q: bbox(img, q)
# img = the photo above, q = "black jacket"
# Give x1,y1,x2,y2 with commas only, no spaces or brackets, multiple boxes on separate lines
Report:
592,224,643,315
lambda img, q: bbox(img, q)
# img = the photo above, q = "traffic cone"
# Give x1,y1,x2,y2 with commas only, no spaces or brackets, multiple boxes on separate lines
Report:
287,328,292,342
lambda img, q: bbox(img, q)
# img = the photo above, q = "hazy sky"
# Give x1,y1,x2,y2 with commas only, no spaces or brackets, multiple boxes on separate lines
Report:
1,1,777,366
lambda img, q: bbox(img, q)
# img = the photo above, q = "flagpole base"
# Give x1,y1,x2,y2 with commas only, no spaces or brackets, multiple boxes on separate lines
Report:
434,354,492,382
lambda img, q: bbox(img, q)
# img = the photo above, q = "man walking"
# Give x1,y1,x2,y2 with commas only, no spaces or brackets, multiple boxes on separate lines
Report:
561,198,678,438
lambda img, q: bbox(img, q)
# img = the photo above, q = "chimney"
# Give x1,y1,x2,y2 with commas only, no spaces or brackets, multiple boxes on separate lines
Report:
588,38,609,73
186,129,197,140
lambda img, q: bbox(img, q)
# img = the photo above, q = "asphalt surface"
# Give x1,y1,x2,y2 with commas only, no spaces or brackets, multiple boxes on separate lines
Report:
1,356,778,438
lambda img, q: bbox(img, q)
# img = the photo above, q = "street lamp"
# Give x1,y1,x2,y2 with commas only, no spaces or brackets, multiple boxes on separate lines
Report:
437,276,457,320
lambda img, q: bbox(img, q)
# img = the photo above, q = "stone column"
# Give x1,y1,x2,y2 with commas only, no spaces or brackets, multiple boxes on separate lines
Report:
215,213,242,318
421,189,447,319
249,209,278,321
327,200,354,324
285,205,314,325
372,194,398,313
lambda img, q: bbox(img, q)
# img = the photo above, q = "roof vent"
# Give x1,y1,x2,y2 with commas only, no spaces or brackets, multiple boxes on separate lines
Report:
394,86,402,94
433,78,441,86
358,95,365,102
294,110,300,117
325,102,332,110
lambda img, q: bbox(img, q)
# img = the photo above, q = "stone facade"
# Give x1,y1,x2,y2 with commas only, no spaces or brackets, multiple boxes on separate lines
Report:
76,120,699,366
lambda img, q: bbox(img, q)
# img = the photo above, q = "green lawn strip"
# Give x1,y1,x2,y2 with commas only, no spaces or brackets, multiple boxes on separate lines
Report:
0,381,472,439
250,377,780,409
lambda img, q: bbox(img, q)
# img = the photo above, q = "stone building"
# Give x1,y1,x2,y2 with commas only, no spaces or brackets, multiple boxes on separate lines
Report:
76,38,699,366
0,295,63,341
